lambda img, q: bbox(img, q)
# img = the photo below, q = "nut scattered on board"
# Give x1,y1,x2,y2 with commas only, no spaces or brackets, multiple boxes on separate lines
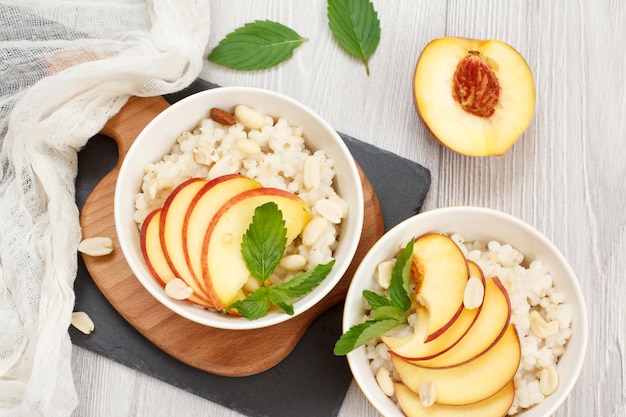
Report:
71,311,95,334
209,107,236,126
77,237,113,257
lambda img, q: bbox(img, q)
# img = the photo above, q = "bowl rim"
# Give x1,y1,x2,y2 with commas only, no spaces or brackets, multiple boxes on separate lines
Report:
114,86,364,330
344,205,589,416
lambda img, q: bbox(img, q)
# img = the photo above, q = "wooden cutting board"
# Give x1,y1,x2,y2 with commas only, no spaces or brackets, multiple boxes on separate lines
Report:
79,95,384,377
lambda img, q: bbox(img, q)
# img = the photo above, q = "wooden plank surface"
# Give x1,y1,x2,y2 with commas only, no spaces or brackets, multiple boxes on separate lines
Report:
71,1,626,416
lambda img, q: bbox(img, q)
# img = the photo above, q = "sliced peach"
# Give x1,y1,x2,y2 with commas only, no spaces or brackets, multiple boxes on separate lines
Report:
183,174,262,295
140,208,213,308
412,233,469,342
414,37,535,156
201,188,312,310
383,261,484,360
394,380,515,417
408,277,511,368
159,178,208,286
391,324,521,405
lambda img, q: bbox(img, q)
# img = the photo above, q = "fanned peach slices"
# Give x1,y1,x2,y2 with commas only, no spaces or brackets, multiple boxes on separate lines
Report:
414,37,535,156
382,233,521,414
140,174,312,312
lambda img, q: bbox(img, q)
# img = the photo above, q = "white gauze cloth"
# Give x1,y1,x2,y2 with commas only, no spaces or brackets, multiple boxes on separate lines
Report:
0,1,211,415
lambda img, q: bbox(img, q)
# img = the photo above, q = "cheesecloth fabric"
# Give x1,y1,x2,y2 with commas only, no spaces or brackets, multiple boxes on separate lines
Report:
0,1,211,415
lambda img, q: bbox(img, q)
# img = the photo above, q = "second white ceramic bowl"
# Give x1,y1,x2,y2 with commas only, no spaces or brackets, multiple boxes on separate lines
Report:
343,206,588,417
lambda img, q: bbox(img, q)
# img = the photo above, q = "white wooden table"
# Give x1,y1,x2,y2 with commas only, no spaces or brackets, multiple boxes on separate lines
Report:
71,1,625,416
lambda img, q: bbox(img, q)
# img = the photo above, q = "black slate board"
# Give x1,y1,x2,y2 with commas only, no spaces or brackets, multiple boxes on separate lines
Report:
71,79,431,417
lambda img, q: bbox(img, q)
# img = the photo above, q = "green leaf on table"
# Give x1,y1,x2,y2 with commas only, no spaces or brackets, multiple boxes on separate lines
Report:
241,202,287,284
208,20,307,70
327,0,381,75
333,318,401,355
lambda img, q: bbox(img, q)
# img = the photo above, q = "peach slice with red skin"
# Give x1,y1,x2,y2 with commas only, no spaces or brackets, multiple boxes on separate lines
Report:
414,37,535,156
182,174,262,295
394,380,515,417
391,324,521,406
159,178,208,285
140,208,214,308
201,187,312,310
406,276,512,368
411,233,470,342
383,261,484,359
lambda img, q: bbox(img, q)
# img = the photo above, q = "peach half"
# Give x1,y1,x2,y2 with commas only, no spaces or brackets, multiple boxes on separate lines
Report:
414,37,535,156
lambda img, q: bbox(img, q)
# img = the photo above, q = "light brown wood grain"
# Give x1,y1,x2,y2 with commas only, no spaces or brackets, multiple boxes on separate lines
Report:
79,96,383,377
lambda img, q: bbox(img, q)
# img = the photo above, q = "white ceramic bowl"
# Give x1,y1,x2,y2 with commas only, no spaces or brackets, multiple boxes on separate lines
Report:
114,86,364,330
343,206,588,417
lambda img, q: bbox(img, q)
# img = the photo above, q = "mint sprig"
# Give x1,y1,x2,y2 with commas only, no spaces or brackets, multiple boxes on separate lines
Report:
327,0,381,75
334,238,414,355
208,20,307,71
241,201,288,282
227,202,335,319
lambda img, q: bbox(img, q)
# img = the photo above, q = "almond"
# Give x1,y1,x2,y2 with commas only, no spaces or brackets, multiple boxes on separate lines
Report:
210,107,236,126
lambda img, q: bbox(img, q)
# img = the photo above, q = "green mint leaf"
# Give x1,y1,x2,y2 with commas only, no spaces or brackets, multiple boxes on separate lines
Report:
334,319,401,356
274,260,335,298
389,238,414,312
327,0,381,75
241,202,287,283
363,289,392,309
335,241,415,353
268,287,295,315
370,305,405,322
208,20,307,71
227,288,271,320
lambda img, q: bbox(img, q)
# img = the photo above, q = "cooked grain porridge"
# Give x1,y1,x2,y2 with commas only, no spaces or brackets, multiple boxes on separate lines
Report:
364,234,573,415
133,105,347,284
